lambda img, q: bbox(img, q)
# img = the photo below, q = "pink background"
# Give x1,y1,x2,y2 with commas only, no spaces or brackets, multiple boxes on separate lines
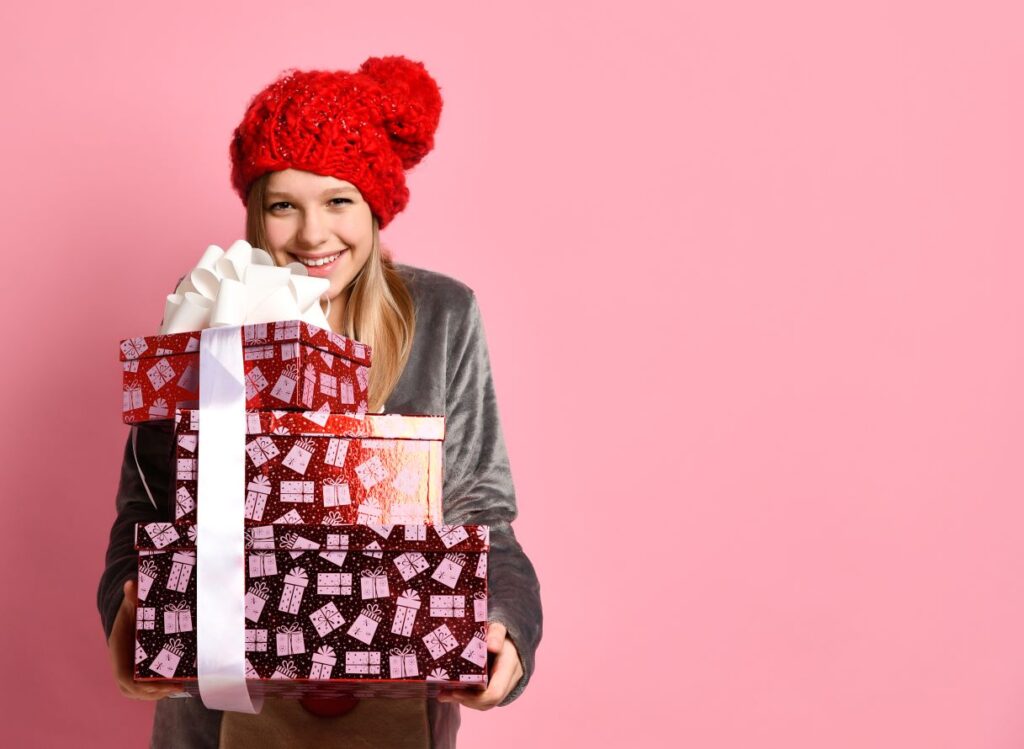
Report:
1,1,1022,746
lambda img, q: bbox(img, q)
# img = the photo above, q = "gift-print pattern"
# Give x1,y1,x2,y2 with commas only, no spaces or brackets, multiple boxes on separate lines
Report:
133,522,488,695
120,320,372,424
173,410,445,528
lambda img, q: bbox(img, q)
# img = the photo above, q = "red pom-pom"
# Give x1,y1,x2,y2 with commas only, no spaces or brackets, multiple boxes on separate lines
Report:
359,55,443,169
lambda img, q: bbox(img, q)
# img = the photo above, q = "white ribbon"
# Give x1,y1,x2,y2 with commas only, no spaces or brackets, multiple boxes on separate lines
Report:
160,240,331,335
196,326,263,713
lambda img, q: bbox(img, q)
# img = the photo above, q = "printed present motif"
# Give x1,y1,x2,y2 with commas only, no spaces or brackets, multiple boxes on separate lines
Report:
426,668,450,682
166,551,195,592
145,523,179,549
324,437,350,467
340,379,355,404
345,651,381,675
135,638,147,665
244,366,269,400
176,458,196,481
355,456,388,489
175,487,195,520
149,398,170,419
245,476,272,521
163,602,193,635
347,603,384,645
137,607,155,630
271,659,299,680
149,638,185,678
423,624,459,660
281,480,314,503
270,365,298,403
279,567,308,614
323,478,350,507
319,372,338,397
430,595,465,618
431,553,467,589
249,551,278,578
473,592,488,622
394,551,430,581
476,552,488,579
178,362,198,392
389,646,419,678
123,386,143,413
461,629,489,668
146,358,176,391
282,531,319,560
245,629,268,652
137,559,160,602
246,525,274,549
309,602,345,637
301,364,316,407
356,498,383,525
310,645,336,679
391,589,421,637
317,572,351,596
282,439,315,475
245,581,271,623
274,509,304,524
177,433,197,453
120,337,148,358
245,658,259,678
437,525,470,549
403,523,427,541
244,323,269,342
246,436,280,468
275,623,306,656
360,566,390,599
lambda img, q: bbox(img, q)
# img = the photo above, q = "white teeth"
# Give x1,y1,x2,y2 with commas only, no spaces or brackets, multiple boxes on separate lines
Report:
295,252,341,267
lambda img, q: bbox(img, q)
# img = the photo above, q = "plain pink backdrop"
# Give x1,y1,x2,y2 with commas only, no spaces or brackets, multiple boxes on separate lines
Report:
2,1,1023,746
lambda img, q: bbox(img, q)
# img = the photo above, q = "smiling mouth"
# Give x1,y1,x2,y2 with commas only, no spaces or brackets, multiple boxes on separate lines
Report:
292,251,344,267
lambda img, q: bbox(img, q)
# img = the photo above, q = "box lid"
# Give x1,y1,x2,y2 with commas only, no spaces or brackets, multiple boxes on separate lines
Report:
176,409,445,441
135,522,490,553
119,320,372,366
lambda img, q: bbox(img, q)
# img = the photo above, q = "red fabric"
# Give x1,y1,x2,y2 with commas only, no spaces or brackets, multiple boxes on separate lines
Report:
299,695,360,717
229,55,443,229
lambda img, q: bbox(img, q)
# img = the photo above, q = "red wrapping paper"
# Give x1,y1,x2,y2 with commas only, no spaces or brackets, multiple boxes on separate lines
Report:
173,409,445,526
120,320,371,424
133,522,490,697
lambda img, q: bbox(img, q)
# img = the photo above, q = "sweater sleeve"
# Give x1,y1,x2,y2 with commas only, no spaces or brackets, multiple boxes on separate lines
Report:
96,421,176,642
439,292,543,706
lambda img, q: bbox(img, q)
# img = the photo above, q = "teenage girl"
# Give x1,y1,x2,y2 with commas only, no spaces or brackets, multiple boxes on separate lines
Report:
98,55,542,749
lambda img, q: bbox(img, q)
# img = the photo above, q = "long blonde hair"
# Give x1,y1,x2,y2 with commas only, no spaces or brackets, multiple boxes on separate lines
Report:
245,173,416,412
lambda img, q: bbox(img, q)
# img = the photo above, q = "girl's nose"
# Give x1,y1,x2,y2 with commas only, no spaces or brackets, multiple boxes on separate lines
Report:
298,214,328,247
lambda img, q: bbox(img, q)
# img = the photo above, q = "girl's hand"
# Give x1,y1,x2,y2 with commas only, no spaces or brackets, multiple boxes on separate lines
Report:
436,622,523,710
108,579,183,700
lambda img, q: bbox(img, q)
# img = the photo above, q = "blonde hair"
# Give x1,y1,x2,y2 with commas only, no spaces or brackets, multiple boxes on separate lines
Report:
245,173,416,412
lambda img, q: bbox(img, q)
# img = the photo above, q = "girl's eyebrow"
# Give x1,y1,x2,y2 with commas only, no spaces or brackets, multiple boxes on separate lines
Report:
265,186,358,198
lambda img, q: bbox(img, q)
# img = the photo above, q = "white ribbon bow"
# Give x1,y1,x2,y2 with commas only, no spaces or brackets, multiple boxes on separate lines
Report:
160,240,331,334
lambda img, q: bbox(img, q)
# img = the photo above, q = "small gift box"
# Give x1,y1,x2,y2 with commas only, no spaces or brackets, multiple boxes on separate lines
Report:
120,320,371,424
173,410,445,527
133,522,489,696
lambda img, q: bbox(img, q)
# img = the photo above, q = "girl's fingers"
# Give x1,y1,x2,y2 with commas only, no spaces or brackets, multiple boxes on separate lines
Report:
486,622,507,652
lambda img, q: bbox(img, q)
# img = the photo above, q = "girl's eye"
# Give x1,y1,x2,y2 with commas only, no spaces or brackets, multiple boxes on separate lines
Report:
330,198,352,206
267,202,291,211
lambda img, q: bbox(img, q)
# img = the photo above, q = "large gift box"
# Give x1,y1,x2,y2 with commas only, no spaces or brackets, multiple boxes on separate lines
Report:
173,409,446,525
133,522,490,697
120,320,371,424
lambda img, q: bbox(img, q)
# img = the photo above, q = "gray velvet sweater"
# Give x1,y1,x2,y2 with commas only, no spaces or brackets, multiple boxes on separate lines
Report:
96,264,543,748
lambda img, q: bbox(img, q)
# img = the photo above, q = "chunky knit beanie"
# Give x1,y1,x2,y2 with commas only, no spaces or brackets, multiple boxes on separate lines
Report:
229,55,443,229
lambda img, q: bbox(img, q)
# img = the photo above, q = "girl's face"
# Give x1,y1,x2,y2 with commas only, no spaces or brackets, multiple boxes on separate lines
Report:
262,168,374,301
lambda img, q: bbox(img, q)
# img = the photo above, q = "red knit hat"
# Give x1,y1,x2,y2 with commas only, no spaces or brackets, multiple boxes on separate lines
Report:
229,55,443,229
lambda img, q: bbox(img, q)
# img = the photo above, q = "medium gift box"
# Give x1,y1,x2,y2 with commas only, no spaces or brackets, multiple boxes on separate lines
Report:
173,409,446,525
120,320,371,424
133,522,491,698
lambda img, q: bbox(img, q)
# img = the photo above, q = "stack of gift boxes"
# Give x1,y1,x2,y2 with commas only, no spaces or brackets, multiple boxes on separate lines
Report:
121,320,489,698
